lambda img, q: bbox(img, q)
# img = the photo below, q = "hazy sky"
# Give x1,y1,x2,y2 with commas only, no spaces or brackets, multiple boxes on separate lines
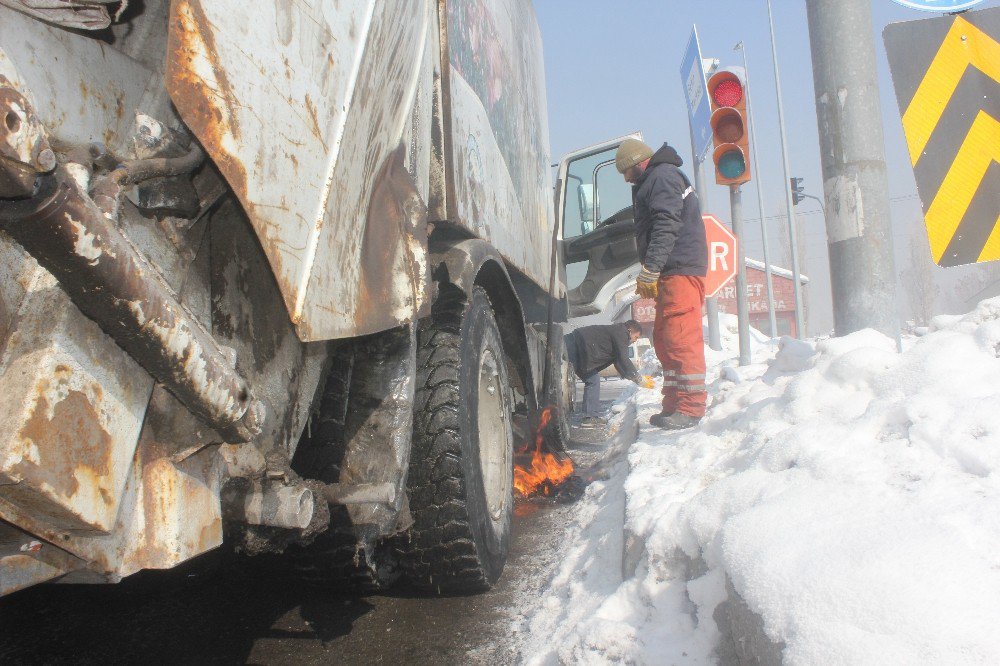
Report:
535,0,1000,335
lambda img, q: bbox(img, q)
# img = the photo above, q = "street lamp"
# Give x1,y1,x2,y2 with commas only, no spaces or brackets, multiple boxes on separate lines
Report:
766,0,806,338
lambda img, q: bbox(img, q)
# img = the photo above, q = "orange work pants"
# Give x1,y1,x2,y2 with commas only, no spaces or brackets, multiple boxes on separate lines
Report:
652,275,707,417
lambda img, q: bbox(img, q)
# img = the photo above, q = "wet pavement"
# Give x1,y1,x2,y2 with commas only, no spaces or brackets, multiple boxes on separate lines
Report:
0,508,558,665
0,381,633,666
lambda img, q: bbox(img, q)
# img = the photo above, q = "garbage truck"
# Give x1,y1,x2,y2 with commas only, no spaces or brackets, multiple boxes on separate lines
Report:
0,0,644,596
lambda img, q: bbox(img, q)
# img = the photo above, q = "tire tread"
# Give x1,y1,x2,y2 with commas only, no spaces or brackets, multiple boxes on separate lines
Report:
401,287,499,593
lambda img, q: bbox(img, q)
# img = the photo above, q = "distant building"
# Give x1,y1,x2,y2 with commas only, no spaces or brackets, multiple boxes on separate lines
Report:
713,259,809,337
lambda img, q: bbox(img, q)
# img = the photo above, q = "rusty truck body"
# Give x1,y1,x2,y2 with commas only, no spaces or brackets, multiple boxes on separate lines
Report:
0,0,643,596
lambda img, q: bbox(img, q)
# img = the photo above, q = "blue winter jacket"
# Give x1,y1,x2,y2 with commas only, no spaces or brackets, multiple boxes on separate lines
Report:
633,143,707,277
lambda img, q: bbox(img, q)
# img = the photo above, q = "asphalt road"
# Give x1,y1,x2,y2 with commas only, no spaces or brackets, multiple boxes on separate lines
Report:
0,381,632,666
0,506,560,665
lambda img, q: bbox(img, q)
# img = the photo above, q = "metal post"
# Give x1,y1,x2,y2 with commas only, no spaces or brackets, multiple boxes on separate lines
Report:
730,186,751,365
805,0,899,338
736,41,778,339
690,125,722,351
766,0,806,338
801,193,826,216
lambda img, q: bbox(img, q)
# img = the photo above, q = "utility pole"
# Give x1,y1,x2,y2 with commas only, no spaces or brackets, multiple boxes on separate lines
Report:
735,41,778,339
730,186,751,365
690,125,722,351
766,0,806,338
805,0,899,338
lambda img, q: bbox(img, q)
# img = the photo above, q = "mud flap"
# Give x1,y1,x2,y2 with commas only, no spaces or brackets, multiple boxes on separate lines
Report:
338,325,416,541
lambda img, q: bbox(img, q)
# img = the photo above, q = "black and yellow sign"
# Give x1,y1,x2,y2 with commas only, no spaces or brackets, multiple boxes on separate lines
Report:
884,9,1000,267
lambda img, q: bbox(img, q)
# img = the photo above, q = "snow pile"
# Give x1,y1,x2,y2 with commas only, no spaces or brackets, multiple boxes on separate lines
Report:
705,313,772,369
522,298,1000,664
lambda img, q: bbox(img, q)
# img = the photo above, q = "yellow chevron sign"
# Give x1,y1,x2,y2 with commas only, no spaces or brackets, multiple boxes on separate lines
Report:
885,10,1000,267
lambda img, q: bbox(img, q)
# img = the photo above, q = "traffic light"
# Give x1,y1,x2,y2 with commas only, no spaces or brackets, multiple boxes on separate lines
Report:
708,68,751,186
790,177,804,205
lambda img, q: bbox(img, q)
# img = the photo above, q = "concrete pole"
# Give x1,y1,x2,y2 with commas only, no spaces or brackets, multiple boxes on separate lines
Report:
691,125,722,351
730,186,752,365
805,0,899,338
737,42,779,339
766,0,806,338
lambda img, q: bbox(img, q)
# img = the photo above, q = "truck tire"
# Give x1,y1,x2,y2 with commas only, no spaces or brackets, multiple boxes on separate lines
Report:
548,333,574,451
402,285,514,593
291,346,399,592
292,519,399,594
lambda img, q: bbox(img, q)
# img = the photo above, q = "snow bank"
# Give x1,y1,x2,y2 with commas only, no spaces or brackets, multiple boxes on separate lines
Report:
524,298,1000,664
706,313,773,369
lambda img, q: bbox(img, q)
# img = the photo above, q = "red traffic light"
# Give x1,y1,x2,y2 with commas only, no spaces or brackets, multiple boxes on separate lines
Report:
712,78,744,108
707,69,752,187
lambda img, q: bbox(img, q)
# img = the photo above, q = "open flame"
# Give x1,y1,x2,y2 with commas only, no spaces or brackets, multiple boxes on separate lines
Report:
514,406,575,497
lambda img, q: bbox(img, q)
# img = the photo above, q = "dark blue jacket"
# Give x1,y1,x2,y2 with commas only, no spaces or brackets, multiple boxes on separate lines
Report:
633,143,707,277
565,324,639,381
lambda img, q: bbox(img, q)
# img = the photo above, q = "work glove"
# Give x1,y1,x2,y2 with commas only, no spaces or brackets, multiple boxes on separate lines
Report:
635,266,659,300
637,375,655,389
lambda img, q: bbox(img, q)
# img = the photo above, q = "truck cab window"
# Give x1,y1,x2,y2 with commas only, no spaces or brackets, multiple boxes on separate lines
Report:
594,161,633,223
562,146,635,290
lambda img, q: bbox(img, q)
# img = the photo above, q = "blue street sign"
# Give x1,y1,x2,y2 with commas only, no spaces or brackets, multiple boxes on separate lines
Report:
680,26,712,162
890,0,987,11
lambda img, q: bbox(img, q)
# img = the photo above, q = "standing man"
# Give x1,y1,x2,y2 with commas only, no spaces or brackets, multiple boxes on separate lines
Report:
616,139,707,430
564,321,653,426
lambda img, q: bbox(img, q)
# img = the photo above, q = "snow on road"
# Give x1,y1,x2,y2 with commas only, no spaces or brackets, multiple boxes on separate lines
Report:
512,302,1000,664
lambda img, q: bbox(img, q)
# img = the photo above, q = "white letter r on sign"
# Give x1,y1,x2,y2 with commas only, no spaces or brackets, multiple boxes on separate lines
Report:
711,242,730,272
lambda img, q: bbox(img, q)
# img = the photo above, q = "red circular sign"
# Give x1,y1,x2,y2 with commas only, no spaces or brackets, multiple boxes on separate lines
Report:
703,213,738,298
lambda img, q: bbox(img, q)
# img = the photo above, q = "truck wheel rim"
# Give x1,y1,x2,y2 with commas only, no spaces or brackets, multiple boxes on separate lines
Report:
477,346,510,525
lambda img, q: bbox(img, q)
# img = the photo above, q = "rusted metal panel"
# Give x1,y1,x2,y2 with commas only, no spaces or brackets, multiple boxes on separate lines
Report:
0,554,64,595
0,10,339,588
0,442,226,579
0,521,86,595
167,0,435,341
0,7,176,159
0,63,229,576
444,0,554,292
0,379,227,581
0,267,154,533
122,445,223,572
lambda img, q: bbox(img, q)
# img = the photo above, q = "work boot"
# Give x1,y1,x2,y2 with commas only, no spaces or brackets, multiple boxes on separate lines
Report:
654,413,701,431
649,411,673,428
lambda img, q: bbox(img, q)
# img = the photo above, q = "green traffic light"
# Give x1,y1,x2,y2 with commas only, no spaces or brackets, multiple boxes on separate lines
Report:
718,150,746,179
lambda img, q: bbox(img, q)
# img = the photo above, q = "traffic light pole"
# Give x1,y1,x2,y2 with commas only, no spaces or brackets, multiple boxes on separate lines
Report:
736,41,778,339
800,193,825,217
805,0,899,338
690,124,722,351
730,185,752,366
766,0,806,338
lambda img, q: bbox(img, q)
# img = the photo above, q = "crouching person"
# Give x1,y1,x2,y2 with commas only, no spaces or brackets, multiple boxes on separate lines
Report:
564,320,653,426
